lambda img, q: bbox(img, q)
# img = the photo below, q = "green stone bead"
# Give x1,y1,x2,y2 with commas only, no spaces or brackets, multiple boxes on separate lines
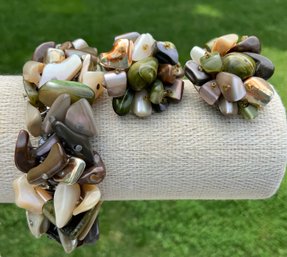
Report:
200,52,222,73
222,53,256,80
149,80,164,104
39,80,95,107
112,88,134,116
23,79,39,106
238,101,259,119
127,57,158,91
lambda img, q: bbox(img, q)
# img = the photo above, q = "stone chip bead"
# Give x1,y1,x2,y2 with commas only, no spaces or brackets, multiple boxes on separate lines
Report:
42,94,71,135
199,80,221,105
100,39,133,70
112,88,134,116
27,143,69,185
218,97,238,116
165,79,184,103
128,56,158,91
149,80,165,104
72,38,89,50
13,174,45,214
200,52,222,73
132,89,152,118
184,60,210,86
115,31,140,42
157,64,177,84
33,41,56,62
155,41,179,65
82,71,105,100
26,211,50,238
23,80,40,107
216,72,246,102
39,80,95,107
54,183,81,228
190,46,206,64
23,61,44,85
45,48,65,64
14,130,37,173
222,52,256,80
26,102,42,137
39,54,82,87
211,33,239,56
132,33,156,61
65,98,97,137
230,36,261,54
243,77,274,107
238,101,259,119
104,71,127,97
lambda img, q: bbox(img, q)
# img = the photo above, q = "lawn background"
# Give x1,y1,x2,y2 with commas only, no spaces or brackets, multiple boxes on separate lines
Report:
0,0,287,256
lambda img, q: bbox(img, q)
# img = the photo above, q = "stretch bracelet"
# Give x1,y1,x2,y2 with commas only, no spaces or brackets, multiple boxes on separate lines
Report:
100,32,184,117
184,34,275,119
13,39,106,253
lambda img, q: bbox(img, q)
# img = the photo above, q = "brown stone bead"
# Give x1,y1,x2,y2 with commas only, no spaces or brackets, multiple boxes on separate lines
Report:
27,143,69,185
14,130,37,173
158,64,176,84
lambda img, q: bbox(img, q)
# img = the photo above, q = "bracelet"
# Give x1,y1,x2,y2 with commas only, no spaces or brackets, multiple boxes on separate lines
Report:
100,32,184,117
184,34,275,119
13,39,105,253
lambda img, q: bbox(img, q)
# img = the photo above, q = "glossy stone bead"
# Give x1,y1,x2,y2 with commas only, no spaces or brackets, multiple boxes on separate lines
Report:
78,152,106,184
222,53,256,80
155,41,179,65
149,80,165,104
45,48,65,63
81,217,99,244
190,46,206,64
200,52,222,73
54,183,81,228
53,157,86,185
65,98,97,137
39,55,82,87
212,33,239,55
104,71,127,97
205,37,217,52
13,174,45,214
23,80,39,107
23,61,44,85
50,118,94,166
157,64,176,84
199,80,221,105
39,80,95,107
218,97,238,116
238,101,259,119
14,130,37,173
80,47,98,58
184,60,210,86
132,90,152,118
26,102,42,137
26,211,50,238
33,41,56,62
132,33,156,61
42,200,56,225
115,31,140,42
152,98,169,113
73,184,101,215
244,77,274,107
46,224,61,243
100,39,133,70
42,94,71,135
33,134,59,158
82,71,104,100
72,38,89,50
230,36,261,54
58,228,78,253
244,52,275,80
27,143,69,185
60,202,102,240
216,72,246,102
165,79,184,103
112,88,134,116
128,57,158,91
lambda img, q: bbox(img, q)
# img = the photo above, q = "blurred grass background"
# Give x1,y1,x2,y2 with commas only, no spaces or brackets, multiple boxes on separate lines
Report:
0,0,287,256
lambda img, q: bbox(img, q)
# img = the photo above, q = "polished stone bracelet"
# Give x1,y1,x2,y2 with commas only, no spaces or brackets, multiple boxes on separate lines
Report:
13,39,106,253
184,34,275,119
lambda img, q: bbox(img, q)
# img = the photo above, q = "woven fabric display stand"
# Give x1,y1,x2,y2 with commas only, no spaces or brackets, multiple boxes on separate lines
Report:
0,75,287,202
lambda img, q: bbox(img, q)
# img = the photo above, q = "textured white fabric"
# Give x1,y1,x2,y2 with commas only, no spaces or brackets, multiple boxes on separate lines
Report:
0,75,286,202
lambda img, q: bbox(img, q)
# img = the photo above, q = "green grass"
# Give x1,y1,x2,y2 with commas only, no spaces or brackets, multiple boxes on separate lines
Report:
1,0,287,256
